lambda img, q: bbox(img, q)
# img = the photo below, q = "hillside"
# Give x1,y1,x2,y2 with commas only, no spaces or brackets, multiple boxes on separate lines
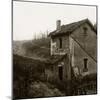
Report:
13,37,50,60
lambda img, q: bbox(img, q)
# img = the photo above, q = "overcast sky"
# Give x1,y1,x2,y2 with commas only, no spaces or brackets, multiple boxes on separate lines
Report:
13,1,96,40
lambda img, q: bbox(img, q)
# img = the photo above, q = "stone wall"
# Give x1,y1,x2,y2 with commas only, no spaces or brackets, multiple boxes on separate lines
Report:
45,54,71,83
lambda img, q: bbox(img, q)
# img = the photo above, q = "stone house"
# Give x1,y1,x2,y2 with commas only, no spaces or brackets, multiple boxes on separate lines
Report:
45,19,97,83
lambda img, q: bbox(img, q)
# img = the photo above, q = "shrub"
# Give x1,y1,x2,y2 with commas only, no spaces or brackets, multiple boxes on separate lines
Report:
28,81,65,97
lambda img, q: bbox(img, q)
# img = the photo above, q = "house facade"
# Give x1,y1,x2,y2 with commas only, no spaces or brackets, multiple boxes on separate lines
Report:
45,19,97,83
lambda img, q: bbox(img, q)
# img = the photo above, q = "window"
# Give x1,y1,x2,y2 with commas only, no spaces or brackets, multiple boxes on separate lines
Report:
59,38,62,48
83,27,88,36
83,58,88,72
58,66,63,80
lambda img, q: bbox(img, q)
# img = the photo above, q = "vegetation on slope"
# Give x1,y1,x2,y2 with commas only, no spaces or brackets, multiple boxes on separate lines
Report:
13,37,50,60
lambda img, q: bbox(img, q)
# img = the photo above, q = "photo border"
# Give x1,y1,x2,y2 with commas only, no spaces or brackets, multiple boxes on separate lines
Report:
12,0,98,99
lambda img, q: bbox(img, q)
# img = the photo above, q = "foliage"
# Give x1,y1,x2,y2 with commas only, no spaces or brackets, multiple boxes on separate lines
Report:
28,81,65,98
13,37,50,59
13,54,47,99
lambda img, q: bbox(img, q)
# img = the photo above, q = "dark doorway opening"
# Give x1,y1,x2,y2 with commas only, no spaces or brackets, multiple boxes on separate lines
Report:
58,66,63,80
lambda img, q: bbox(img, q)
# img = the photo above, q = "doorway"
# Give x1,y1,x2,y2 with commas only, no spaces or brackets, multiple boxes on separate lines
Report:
58,66,63,80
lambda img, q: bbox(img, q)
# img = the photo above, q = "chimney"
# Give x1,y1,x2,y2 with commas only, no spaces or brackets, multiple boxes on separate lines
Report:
56,20,61,32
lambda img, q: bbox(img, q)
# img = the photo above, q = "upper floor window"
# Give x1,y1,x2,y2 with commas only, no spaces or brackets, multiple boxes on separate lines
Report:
83,27,88,36
59,38,62,48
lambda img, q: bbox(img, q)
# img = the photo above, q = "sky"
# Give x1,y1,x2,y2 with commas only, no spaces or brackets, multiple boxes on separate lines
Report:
13,1,97,40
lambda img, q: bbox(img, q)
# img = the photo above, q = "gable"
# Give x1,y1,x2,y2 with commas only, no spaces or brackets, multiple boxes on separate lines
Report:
71,22,97,61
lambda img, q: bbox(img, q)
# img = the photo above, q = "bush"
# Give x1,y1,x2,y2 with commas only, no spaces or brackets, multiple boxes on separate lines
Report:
28,81,65,97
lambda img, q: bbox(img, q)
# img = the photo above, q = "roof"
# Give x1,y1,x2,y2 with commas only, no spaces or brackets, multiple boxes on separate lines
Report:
49,19,96,37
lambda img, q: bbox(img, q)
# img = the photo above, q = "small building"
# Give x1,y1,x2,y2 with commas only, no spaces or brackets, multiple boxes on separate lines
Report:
46,19,97,83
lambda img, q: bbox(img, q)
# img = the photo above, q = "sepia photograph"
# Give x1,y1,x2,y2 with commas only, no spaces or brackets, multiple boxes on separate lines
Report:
13,0,97,99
